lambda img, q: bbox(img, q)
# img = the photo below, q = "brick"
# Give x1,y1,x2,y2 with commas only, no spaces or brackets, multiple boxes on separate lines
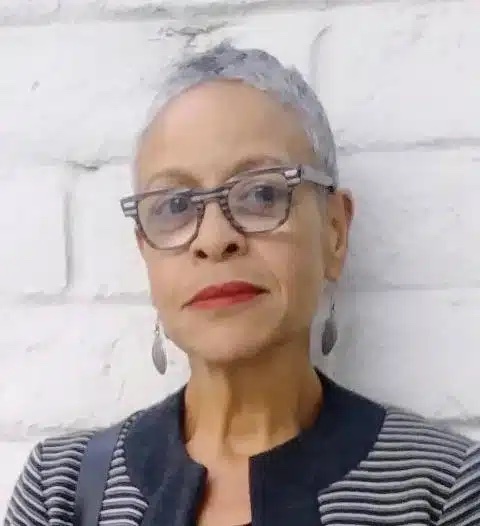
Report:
71,165,149,295
330,288,480,420
0,305,189,432
312,1,480,148
338,149,480,290
104,0,275,7
0,0,57,23
0,21,185,166
101,0,307,16
0,441,39,519
59,0,102,17
0,166,67,295
1,293,472,430
39,0,309,20
194,11,329,81
4,0,318,22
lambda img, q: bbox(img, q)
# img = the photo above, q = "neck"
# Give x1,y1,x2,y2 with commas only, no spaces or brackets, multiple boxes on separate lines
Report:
184,340,323,462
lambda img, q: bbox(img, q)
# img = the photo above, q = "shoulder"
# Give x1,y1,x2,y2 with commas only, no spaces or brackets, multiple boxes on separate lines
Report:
380,406,475,455
319,404,480,525
3,412,140,526
4,430,94,525
376,407,479,524
436,439,480,525
377,406,476,485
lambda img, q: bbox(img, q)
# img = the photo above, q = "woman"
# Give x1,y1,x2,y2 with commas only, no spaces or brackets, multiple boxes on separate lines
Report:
4,43,480,526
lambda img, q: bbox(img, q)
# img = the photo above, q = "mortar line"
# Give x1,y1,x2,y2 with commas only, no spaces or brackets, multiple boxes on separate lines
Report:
62,172,75,292
0,0,469,28
3,137,480,173
4,284,480,308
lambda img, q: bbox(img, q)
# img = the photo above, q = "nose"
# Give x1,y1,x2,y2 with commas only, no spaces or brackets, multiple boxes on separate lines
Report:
189,200,248,261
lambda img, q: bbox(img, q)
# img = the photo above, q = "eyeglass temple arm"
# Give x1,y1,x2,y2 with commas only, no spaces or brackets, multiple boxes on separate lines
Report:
120,197,138,218
301,165,336,190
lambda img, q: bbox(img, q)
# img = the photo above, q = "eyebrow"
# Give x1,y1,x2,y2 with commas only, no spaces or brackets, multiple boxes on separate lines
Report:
231,155,291,174
145,169,197,191
144,154,291,190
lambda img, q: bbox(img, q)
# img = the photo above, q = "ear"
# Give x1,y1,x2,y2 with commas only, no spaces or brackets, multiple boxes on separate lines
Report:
324,189,354,282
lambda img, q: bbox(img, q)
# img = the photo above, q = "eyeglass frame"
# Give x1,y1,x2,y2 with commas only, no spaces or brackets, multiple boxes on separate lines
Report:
120,164,337,250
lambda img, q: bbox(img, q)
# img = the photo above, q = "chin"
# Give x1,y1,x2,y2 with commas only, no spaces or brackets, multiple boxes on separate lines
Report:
198,344,262,367
182,324,276,367
170,302,285,366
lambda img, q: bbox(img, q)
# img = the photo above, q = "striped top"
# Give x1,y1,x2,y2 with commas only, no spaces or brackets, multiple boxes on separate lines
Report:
4,371,480,526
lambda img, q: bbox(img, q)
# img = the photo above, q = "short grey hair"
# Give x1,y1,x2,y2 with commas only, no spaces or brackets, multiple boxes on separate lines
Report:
137,42,338,187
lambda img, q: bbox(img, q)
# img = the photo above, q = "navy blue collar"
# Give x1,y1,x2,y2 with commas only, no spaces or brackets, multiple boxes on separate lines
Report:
125,369,386,526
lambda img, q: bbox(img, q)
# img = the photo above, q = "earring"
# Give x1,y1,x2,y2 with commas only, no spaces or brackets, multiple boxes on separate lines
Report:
321,298,338,356
152,322,167,375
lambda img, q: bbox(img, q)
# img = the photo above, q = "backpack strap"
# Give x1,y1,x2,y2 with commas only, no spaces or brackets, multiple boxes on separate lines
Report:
73,422,124,526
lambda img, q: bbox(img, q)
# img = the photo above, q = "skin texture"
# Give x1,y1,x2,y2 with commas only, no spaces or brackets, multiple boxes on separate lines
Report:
135,80,353,525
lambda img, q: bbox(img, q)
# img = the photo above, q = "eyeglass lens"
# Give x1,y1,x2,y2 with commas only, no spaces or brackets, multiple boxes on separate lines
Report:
138,171,291,249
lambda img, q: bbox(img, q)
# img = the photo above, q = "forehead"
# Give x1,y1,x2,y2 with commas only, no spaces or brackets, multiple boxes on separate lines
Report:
135,80,315,189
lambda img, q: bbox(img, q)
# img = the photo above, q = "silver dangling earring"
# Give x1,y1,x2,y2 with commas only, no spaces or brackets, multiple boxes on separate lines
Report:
152,322,167,375
321,297,338,356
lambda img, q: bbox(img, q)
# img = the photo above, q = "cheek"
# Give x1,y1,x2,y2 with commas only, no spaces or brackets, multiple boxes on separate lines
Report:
263,225,326,320
281,203,326,314
142,249,178,313
291,239,325,307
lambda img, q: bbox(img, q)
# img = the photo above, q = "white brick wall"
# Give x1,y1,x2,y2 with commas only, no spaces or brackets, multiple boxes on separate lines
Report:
1,0,479,514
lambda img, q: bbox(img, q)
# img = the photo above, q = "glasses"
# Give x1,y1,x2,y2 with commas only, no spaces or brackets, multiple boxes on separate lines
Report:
120,165,336,250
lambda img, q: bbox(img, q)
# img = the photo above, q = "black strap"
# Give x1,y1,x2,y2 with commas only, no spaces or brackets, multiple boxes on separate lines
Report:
73,422,124,526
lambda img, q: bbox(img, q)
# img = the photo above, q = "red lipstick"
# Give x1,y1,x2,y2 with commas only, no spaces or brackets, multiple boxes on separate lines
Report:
186,281,266,309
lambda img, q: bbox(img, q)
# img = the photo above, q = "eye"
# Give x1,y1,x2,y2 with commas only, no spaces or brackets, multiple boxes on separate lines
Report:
140,191,196,234
150,194,190,217
249,185,276,204
238,181,287,207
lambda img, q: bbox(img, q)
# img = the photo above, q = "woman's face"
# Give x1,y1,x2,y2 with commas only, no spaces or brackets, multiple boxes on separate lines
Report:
135,80,351,365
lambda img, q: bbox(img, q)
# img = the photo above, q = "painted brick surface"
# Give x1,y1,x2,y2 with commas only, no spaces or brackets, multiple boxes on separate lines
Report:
339,149,480,289
0,0,270,24
1,0,479,512
314,1,480,150
194,11,329,81
0,305,189,432
102,0,286,13
71,165,148,296
0,166,67,296
0,0,57,22
333,288,480,419
0,22,185,166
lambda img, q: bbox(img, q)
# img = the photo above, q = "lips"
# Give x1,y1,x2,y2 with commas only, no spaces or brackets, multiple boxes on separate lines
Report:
186,280,267,309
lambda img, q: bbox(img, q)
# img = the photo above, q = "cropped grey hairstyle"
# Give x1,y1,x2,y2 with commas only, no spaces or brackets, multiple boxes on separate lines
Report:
137,42,338,189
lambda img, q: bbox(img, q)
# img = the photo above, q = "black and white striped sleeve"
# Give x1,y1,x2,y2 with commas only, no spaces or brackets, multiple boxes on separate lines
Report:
3,442,48,526
437,443,480,526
